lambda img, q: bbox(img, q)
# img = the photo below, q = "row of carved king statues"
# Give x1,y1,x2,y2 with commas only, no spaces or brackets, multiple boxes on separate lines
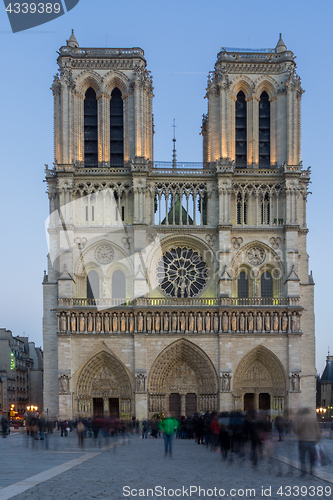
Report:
58,310,301,334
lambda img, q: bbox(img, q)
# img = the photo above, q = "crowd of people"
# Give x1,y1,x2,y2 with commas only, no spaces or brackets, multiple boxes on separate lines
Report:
3,406,326,475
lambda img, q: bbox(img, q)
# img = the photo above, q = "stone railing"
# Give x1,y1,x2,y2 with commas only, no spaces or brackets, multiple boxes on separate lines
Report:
58,297,300,308
57,306,302,336
60,47,145,58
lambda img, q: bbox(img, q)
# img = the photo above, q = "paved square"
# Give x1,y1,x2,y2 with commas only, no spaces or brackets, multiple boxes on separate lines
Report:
1,431,333,500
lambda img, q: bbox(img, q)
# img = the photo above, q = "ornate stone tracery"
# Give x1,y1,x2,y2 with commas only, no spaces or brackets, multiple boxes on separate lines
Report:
75,350,132,415
148,339,218,414
233,346,287,402
156,247,208,298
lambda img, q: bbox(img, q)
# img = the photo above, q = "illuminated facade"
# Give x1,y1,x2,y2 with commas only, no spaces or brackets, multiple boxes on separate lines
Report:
43,33,315,420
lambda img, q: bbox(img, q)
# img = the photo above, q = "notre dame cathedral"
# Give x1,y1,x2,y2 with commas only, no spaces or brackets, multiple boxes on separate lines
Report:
43,32,315,421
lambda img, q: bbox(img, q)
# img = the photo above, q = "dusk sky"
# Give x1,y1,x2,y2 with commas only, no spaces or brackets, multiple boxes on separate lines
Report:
0,0,331,374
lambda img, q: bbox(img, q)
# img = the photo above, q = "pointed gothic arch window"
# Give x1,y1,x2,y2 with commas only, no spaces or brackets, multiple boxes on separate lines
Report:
261,271,273,298
261,192,270,225
259,91,270,167
235,91,247,167
87,270,99,300
238,271,248,298
112,270,126,298
84,88,98,167
236,192,248,225
110,88,124,166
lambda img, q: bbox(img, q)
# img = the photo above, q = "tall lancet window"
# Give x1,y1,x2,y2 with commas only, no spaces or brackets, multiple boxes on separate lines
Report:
238,271,248,298
259,91,270,166
84,88,98,167
110,88,124,166
261,271,273,298
235,91,247,167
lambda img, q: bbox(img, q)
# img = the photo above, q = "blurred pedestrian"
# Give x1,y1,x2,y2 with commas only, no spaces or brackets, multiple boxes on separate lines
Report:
77,419,85,448
293,407,320,476
275,414,285,441
159,412,178,456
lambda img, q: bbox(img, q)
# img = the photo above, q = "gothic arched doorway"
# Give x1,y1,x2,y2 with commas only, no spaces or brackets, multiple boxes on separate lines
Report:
148,339,218,417
233,345,286,414
75,350,132,419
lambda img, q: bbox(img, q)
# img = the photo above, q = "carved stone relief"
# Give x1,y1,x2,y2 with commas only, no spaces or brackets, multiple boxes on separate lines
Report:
290,373,300,392
247,247,266,266
59,374,70,394
231,237,243,250
220,372,231,392
136,373,147,393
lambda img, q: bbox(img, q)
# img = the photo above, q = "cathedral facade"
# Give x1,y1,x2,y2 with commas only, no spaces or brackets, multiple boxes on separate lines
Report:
43,32,315,421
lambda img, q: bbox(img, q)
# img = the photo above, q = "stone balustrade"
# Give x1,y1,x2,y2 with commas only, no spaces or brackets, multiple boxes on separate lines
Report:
58,297,300,308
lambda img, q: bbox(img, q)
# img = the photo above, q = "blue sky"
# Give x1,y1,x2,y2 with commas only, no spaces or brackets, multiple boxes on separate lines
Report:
0,0,331,374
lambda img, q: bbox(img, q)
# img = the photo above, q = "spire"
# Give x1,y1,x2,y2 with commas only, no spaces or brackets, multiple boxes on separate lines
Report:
66,29,79,48
275,33,287,53
172,119,177,169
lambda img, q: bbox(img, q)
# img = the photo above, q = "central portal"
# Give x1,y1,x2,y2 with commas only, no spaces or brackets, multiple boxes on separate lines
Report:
148,339,219,416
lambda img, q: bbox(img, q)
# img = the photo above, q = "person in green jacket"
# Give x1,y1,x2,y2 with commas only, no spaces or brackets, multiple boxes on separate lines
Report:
158,412,179,456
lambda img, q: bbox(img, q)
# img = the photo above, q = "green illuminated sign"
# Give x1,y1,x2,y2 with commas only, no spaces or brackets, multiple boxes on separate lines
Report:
10,352,15,370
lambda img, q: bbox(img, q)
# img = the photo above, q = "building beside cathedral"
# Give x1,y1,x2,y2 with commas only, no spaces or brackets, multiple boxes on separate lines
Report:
43,32,315,421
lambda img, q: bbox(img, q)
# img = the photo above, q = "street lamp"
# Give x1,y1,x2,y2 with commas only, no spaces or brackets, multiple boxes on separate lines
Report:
316,407,327,418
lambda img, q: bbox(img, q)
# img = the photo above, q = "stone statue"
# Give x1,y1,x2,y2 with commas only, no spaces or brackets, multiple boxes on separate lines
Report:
179,276,186,298
282,313,288,332
222,374,230,391
257,313,262,332
240,313,245,332
172,313,177,332
248,313,253,332
205,313,211,332
96,313,102,332
180,313,186,332
231,313,237,332
163,313,169,332
79,313,85,333
223,313,228,332
213,313,219,332
70,313,76,332
87,313,93,332
136,373,145,392
292,313,298,332
273,314,279,332
146,314,152,332
121,312,126,332
59,376,68,393
104,314,110,333
197,313,203,332
60,314,67,332
155,313,160,332
188,313,194,332
137,312,143,332
113,313,118,332
265,314,270,332
129,313,134,333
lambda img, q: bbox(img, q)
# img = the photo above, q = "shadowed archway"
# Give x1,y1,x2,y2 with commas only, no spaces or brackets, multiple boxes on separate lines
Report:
233,345,287,413
148,339,218,416
75,350,132,418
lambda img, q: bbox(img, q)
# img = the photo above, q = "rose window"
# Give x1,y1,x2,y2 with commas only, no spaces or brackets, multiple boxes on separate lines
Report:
156,247,208,298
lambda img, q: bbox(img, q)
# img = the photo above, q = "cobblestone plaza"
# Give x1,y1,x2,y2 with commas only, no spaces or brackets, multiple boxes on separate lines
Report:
0,430,333,500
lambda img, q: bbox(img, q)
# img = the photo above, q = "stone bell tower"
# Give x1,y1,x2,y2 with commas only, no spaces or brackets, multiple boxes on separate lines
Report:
43,31,154,419
201,35,315,412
